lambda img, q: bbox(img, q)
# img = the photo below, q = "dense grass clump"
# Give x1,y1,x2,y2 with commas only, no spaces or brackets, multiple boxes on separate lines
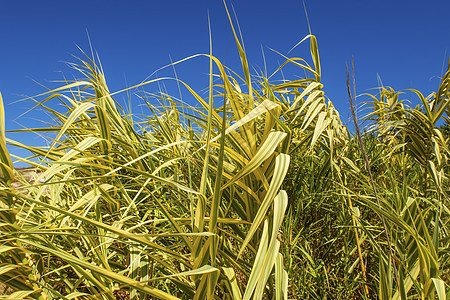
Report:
0,7,449,300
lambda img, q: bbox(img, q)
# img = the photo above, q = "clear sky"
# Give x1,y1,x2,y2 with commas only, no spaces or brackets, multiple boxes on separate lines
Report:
1,0,449,162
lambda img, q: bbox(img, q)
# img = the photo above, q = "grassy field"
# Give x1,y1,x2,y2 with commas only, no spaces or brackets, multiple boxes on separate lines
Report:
0,8,449,299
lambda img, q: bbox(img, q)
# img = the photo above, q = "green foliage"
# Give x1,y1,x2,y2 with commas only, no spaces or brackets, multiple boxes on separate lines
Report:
0,10,449,300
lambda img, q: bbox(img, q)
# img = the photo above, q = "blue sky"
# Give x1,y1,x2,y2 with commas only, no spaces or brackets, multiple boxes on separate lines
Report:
1,0,449,162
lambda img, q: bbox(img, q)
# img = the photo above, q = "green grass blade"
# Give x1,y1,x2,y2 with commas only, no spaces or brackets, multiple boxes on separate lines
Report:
238,154,290,258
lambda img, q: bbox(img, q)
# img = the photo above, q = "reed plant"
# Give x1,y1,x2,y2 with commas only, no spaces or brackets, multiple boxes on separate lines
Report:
0,5,449,299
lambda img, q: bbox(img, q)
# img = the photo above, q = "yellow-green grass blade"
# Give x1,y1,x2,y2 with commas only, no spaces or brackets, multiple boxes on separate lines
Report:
103,140,188,176
427,160,441,190
68,183,114,212
208,167,260,206
253,240,280,300
392,262,420,300
431,278,446,300
197,99,279,154
199,14,215,197
300,98,325,132
282,268,288,300
238,154,290,258
405,89,434,121
206,267,220,300
69,249,115,299
275,254,284,300
142,265,219,285
50,102,96,150
309,35,321,81
147,191,193,252
285,82,322,115
269,46,319,79
15,81,93,119
310,111,332,148
40,142,200,198
209,93,227,236
242,220,269,300
223,0,254,106
94,105,112,154
20,240,180,300
19,230,215,239
253,190,287,299
38,136,103,179
130,245,140,300
64,292,90,299
0,92,14,183
360,197,440,293
0,290,37,300
16,193,190,263
292,90,323,124
223,267,242,300
221,131,287,192
195,92,226,296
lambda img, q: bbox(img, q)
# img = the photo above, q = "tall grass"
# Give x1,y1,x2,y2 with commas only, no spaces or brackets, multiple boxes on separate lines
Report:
0,7,449,299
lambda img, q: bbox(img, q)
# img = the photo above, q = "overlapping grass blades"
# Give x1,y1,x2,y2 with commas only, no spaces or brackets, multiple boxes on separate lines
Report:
0,8,341,299
1,7,449,299
357,61,450,299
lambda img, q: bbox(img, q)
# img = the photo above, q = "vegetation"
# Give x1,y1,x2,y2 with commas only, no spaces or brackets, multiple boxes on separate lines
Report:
0,6,449,299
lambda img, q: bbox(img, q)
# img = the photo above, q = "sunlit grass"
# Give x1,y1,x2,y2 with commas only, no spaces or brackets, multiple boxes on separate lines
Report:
0,5,449,299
